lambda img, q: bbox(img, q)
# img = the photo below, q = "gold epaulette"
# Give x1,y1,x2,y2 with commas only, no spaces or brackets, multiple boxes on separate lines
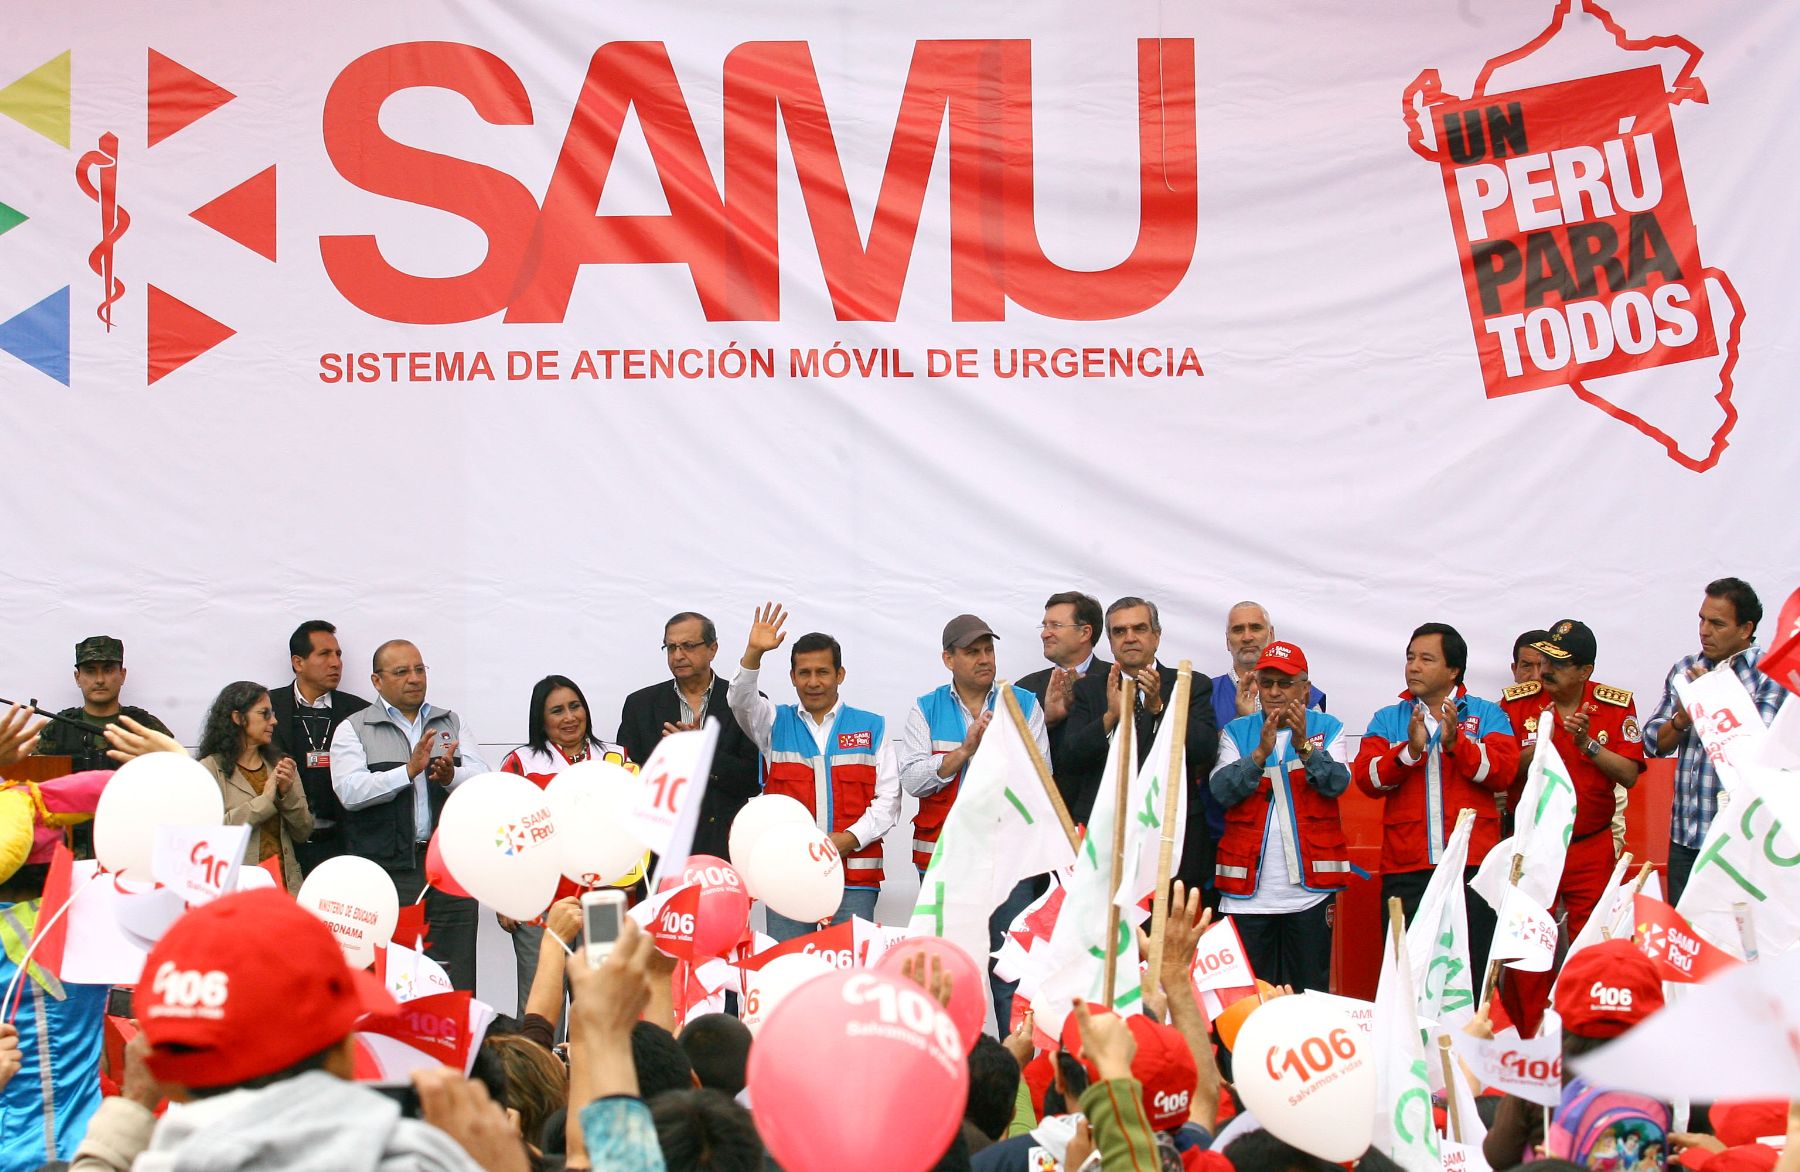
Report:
1500,681,1542,702
1592,683,1633,707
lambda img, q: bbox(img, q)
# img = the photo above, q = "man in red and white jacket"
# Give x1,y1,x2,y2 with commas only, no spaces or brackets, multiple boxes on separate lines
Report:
1353,622,1518,976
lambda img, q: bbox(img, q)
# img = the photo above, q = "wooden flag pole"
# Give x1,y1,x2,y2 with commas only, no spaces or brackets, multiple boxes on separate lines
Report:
1439,1035,1463,1143
1102,675,1135,1009
1478,852,1524,1013
1001,682,1081,853
1144,661,1194,1001
1630,859,1654,894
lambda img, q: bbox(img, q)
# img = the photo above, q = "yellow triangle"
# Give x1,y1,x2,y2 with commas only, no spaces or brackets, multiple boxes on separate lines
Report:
0,52,71,148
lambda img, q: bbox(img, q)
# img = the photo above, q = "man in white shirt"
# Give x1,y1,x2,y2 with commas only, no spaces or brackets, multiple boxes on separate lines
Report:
729,603,900,941
330,639,491,990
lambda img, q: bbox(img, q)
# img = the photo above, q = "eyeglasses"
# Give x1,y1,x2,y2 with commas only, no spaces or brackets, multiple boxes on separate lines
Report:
381,665,428,678
662,641,710,654
1039,621,1080,631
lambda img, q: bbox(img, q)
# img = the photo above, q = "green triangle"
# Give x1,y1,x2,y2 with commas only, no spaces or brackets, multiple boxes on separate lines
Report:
0,51,71,148
0,201,24,236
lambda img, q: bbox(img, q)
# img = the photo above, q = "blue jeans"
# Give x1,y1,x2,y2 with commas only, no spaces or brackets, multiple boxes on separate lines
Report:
765,887,881,942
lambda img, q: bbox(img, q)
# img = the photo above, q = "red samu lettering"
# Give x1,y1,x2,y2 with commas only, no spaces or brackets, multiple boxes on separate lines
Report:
320,39,1197,324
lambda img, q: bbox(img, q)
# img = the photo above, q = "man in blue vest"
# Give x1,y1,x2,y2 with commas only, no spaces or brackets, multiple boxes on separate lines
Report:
728,603,900,941
898,613,1050,1028
330,639,492,991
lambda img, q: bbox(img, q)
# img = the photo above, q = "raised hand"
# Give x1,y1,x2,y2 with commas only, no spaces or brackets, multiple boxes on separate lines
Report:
1235,671,1259,717
427,740,459,785
742,602,789,668
1438,696,1461,750
1044,667,1077,725
407,730,440,780
0,705,44,769
102,715,185,763
1288,701,1311,755
1251,705,1282,767
1407,702,1429,757
1135,664,1163,716
272,757,300,795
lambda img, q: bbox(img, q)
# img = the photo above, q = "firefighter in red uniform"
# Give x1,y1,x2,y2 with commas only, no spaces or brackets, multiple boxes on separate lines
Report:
1498,619,1645,939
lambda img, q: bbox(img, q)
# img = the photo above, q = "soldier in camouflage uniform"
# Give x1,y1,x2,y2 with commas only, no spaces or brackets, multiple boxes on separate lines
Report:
32,635,172,856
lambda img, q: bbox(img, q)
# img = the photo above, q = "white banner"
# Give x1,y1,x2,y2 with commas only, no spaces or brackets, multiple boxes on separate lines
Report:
2,0,1796,796
1451,1022,1565,1107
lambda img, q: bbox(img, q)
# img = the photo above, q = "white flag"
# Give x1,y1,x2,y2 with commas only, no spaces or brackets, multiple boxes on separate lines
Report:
1675,771,1800,960
636,719,720,891
1406,808,1478,1033
1032,715,1144,1042
1113,672,1189,916
1191,915,1256,992
909,689,1078,1023
1373,919,1441,1172
1450,1015,1565,1107
1489,884,1558,972
152,824,250,906
1572,949,1800,1101
1472,718,1576,912
1673,662,1769,790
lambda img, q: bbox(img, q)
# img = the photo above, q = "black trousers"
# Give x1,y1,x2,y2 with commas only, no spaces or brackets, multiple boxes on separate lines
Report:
1382,865,1498,988
1231,897,1334,993
390,863,479,993
292,823,347,877
1667,839,1699,907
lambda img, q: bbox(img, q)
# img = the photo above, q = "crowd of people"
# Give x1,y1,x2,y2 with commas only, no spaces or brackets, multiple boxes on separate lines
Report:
0,575,1791,1171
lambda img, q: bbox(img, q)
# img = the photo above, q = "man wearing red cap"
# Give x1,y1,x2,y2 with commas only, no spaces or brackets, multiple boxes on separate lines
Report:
1210,641,1354,993
1499,620,1645,940
68,889,525,1171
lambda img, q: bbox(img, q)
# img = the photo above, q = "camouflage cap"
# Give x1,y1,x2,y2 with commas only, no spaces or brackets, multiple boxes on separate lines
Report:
74,635,124,665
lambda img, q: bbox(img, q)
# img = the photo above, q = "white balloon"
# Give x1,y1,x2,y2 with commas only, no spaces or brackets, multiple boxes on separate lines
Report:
741,952,835,1035
743,821,844,923
437,772,563,919
1231,994,1375,1162
544,762,647,888
93,753,225,880
728,794,815,893
296,856,399,969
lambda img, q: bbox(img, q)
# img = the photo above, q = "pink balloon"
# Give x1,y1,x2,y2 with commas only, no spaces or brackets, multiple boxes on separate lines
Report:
425,831,472,899
676,855,752,960
875,936,984,1052
749,969,968,1172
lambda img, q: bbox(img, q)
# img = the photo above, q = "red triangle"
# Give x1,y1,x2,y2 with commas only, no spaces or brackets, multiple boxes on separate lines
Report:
147,49,235,148
147,285,234,384
191,166,276,260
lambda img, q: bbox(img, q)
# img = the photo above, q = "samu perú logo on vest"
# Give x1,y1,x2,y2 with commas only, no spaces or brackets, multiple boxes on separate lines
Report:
1403,0,1745,472
0,50,273,386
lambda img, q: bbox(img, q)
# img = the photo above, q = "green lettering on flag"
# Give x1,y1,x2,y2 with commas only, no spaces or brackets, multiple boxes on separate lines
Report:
1086,919,1132,963
1136,778,1161,829
1003,787,1036,825
917,881,947,936
1536,762,1574,821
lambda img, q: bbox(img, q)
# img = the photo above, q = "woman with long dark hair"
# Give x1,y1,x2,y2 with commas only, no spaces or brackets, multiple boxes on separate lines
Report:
499,674,638,1017
196,681,312,891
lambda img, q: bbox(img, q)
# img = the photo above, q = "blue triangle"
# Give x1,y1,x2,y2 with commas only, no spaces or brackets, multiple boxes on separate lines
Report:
0,286,70,385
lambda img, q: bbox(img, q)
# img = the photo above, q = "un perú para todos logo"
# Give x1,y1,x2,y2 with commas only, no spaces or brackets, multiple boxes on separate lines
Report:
1403,0,1745,472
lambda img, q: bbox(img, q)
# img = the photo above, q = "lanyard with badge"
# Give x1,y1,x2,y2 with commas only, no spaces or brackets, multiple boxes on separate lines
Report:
294,704,333,770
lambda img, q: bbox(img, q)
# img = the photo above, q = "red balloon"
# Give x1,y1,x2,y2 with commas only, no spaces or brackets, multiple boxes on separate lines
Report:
674,855,751,960
748,969,968,1172
425,831,472,899
874,935,985,1052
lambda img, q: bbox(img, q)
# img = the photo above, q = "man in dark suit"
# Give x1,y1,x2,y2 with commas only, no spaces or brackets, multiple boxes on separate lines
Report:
616,611,760,861
269,620,370,877
1015,591,1111,818
1060,596,1220,900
